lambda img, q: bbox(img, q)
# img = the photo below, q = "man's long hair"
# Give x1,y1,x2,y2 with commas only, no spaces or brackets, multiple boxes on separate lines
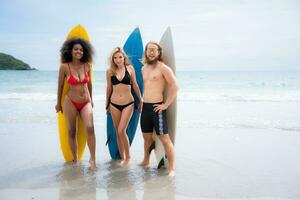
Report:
142,41,163,64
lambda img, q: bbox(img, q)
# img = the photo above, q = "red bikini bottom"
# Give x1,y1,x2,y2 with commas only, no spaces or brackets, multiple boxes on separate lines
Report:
67,96,90,111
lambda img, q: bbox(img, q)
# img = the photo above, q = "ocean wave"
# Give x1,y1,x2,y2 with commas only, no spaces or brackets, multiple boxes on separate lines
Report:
0,93,106,101
177,92,300,102
1,88,300,103
0,93,56,101
179,121,300,133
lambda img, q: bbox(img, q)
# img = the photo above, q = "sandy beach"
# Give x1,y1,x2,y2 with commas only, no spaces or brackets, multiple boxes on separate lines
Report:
0,71,300,200
2,0,300,198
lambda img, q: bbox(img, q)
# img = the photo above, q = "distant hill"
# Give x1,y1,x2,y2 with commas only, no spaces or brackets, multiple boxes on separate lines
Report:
0,53,35,70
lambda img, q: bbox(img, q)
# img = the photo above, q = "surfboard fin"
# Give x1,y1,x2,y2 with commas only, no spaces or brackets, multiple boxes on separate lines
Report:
148,141,155,154
105,136,110,145
157,157,165,169
157,154,168,169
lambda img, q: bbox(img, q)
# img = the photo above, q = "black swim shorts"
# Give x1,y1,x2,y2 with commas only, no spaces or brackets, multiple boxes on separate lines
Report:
140,102,168,135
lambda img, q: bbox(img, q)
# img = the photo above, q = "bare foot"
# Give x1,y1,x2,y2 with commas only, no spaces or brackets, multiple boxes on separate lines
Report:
138,160,149,167
116,159,125,166
122,159,130,166
71,160,80,166
89,160,96,170
168,170,175,177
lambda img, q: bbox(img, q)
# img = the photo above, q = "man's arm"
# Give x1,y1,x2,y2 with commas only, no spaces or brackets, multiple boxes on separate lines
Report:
161,64,179,108
153,64,178,113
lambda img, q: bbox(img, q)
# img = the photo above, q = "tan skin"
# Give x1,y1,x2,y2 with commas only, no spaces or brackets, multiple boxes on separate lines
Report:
139,43,178,176
106,51,143,165
55,43,96,169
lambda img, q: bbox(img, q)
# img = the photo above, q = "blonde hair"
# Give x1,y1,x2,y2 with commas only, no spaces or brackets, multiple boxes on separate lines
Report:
109,47,131,74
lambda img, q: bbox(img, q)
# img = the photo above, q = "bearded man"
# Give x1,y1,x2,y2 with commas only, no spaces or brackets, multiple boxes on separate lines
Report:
138,41,179,177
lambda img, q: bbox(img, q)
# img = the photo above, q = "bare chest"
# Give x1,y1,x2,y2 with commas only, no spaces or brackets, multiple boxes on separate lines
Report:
143,70,163,82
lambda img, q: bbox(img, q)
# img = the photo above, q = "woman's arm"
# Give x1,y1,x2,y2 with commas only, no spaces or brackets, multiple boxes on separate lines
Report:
106,69,113,112
87,63,93,104
129,65,143,111
55,64,66,113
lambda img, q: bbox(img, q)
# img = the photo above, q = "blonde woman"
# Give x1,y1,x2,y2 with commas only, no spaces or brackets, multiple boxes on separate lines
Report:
106,47,143,165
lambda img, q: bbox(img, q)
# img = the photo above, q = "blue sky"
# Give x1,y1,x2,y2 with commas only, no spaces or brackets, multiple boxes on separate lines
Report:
1,0,300,71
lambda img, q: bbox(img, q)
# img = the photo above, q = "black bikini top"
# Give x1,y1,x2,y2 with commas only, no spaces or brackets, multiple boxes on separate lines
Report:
111,66,131,85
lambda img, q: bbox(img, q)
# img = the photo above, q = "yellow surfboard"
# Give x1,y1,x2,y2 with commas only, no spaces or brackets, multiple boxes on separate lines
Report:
57,24,92,161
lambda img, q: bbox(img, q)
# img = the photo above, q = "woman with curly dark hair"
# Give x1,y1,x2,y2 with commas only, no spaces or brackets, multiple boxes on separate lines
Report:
55,38,96,169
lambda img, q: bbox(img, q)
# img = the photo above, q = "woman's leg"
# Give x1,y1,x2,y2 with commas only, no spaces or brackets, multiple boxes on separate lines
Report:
117,104,134,164
109,105,123,161
63,96,79,162
80,102,96,168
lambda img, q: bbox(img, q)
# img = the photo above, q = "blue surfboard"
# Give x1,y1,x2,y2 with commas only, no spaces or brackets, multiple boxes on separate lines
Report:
106,27,144,159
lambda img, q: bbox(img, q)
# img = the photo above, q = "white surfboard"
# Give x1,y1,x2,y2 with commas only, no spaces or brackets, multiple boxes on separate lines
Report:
153,27,177,168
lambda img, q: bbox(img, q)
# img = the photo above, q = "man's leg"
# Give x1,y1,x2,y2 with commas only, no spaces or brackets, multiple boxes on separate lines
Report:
159,134,175,176
139,132,153,166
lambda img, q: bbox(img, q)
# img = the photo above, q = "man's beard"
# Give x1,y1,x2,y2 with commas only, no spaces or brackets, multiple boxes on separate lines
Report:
146,57,159,65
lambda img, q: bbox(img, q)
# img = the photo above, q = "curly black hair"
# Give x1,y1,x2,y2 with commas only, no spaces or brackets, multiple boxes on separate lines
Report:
60,38,94,63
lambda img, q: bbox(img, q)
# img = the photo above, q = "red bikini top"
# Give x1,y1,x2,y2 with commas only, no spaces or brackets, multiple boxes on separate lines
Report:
67,63,90,85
